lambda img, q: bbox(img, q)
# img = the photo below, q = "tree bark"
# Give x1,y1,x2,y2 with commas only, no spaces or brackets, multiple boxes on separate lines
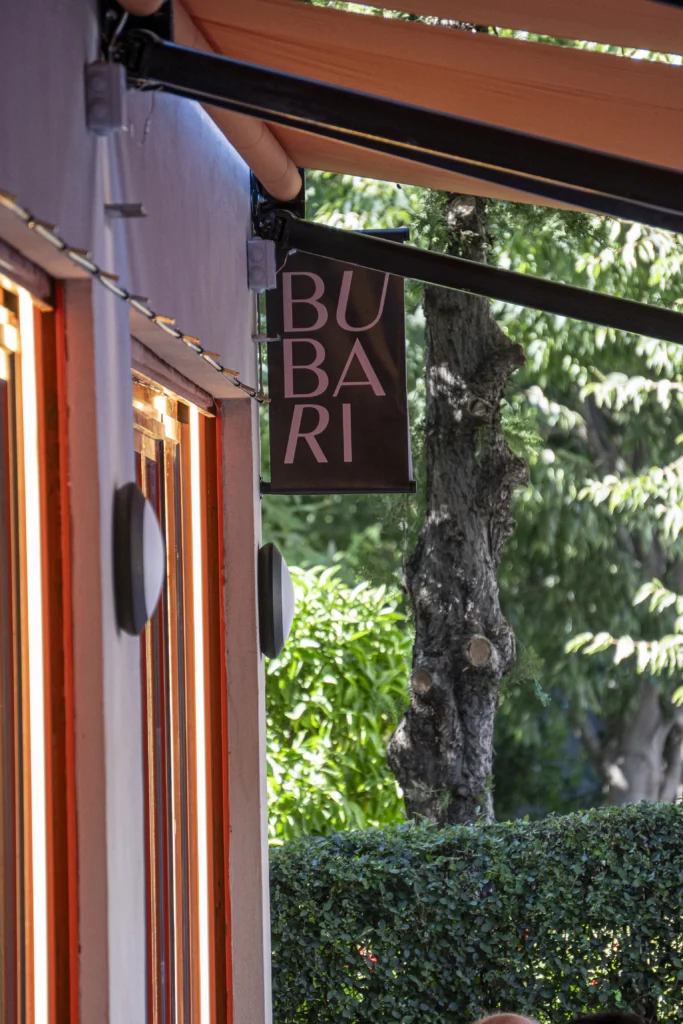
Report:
580,390,683,801
387,196,528,825
601,681,683,804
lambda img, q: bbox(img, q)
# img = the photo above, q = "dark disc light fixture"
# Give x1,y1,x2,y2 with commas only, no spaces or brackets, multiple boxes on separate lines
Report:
114,481,166,635
258,542,295,658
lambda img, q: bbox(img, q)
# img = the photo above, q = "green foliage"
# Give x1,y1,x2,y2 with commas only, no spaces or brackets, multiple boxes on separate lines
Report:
493,209,683,810
559,370,683,704
500,403,543,462
267,567,412,843
270,803,683,1023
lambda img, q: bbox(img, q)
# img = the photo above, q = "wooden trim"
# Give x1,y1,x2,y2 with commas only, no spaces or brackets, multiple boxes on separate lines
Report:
132,338,216,416
137,444,156,1024
200,413,232,1024
34,288,79,1023
164,441,184,1024
55,288,79,1024
12,315,35,1024
180,419,202,1024
214,409,233,1024
0,329,24,1024
0,239,52,309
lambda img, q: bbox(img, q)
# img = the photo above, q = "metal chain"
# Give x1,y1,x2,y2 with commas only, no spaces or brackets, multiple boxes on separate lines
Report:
0,188,270,404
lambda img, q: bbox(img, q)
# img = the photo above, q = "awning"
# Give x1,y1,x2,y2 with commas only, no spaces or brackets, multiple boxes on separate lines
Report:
100,0,683,346
172,0,683,207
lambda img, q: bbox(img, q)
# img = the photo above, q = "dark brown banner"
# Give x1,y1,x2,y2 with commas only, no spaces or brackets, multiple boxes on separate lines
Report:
265,246,412,493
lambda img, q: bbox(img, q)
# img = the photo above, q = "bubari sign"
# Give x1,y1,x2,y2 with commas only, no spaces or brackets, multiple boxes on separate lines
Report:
265,247,412,493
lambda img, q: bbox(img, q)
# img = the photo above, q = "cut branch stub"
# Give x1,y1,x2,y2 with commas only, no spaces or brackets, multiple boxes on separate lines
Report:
464,635,493,668
410,667,433,696
467,397,491,422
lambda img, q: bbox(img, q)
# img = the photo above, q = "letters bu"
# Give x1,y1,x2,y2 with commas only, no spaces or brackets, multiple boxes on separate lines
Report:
265,249,412,493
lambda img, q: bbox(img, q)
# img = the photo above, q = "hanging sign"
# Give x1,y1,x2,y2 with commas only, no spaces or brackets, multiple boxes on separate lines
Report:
264,242,413,494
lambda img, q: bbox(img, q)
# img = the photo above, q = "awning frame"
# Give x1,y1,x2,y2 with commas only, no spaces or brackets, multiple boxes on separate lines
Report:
116,29,683,233
106,11,683,347
255,207,683,347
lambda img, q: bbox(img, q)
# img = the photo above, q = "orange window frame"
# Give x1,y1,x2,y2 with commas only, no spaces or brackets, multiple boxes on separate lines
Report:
133,377,232,1024
35,289,79,1024
0,274,78,1024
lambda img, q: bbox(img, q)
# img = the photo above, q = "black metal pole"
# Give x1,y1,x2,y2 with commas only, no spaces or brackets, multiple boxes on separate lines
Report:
282,125,683,235
270,212,683,346
120,31,683,234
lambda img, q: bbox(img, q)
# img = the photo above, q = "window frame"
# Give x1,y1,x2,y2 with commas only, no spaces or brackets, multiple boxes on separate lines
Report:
133,375,232,1024
0,274,77,1024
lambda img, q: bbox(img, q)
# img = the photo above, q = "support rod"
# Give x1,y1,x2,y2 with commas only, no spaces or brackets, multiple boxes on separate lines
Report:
268,212,683,346
119,30,683,233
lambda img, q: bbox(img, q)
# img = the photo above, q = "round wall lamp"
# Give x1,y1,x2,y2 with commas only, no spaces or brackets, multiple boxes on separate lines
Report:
258,542,295,659
114,481,166,636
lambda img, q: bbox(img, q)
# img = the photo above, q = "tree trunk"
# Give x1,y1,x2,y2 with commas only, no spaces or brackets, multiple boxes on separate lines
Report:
387,196,528,825
602,681,683,804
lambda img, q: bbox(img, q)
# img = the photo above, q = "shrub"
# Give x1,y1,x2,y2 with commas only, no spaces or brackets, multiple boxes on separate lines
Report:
270,804,683,1023
267,566,411,844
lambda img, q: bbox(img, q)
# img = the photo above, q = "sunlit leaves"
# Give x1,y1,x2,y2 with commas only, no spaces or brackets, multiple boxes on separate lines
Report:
583,373,683,413
578,456,683,539
267,567,411,844
567,581,683,680
567,628,683,678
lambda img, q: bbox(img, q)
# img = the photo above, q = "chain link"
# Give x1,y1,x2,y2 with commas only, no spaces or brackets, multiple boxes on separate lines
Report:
0,188,270,404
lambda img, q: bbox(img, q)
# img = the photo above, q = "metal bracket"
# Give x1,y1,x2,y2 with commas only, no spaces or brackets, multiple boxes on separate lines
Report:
85,61,127,136
99,0,173,58
253,201,290,247
247,237,277,292
105,202,147,218
250,170,306,237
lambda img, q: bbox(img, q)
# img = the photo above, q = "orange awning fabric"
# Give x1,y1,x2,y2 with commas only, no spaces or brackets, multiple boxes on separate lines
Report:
180,0,683,208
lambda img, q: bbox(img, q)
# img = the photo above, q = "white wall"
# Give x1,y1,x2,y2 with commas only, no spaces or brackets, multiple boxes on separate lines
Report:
0,1,260,1022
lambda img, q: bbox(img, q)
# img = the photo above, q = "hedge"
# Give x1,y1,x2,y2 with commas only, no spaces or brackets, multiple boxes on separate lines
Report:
270,804,683,1023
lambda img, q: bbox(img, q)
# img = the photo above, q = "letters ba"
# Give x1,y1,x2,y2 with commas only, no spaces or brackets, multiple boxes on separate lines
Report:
265,250,413,493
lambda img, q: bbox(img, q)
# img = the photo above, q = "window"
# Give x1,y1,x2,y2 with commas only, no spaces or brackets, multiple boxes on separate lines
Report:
0,276,76,1023
0,285,24,1024
133,376,230,1024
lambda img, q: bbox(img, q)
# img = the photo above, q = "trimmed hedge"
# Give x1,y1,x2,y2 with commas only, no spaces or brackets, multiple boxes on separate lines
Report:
270,804,683,1023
